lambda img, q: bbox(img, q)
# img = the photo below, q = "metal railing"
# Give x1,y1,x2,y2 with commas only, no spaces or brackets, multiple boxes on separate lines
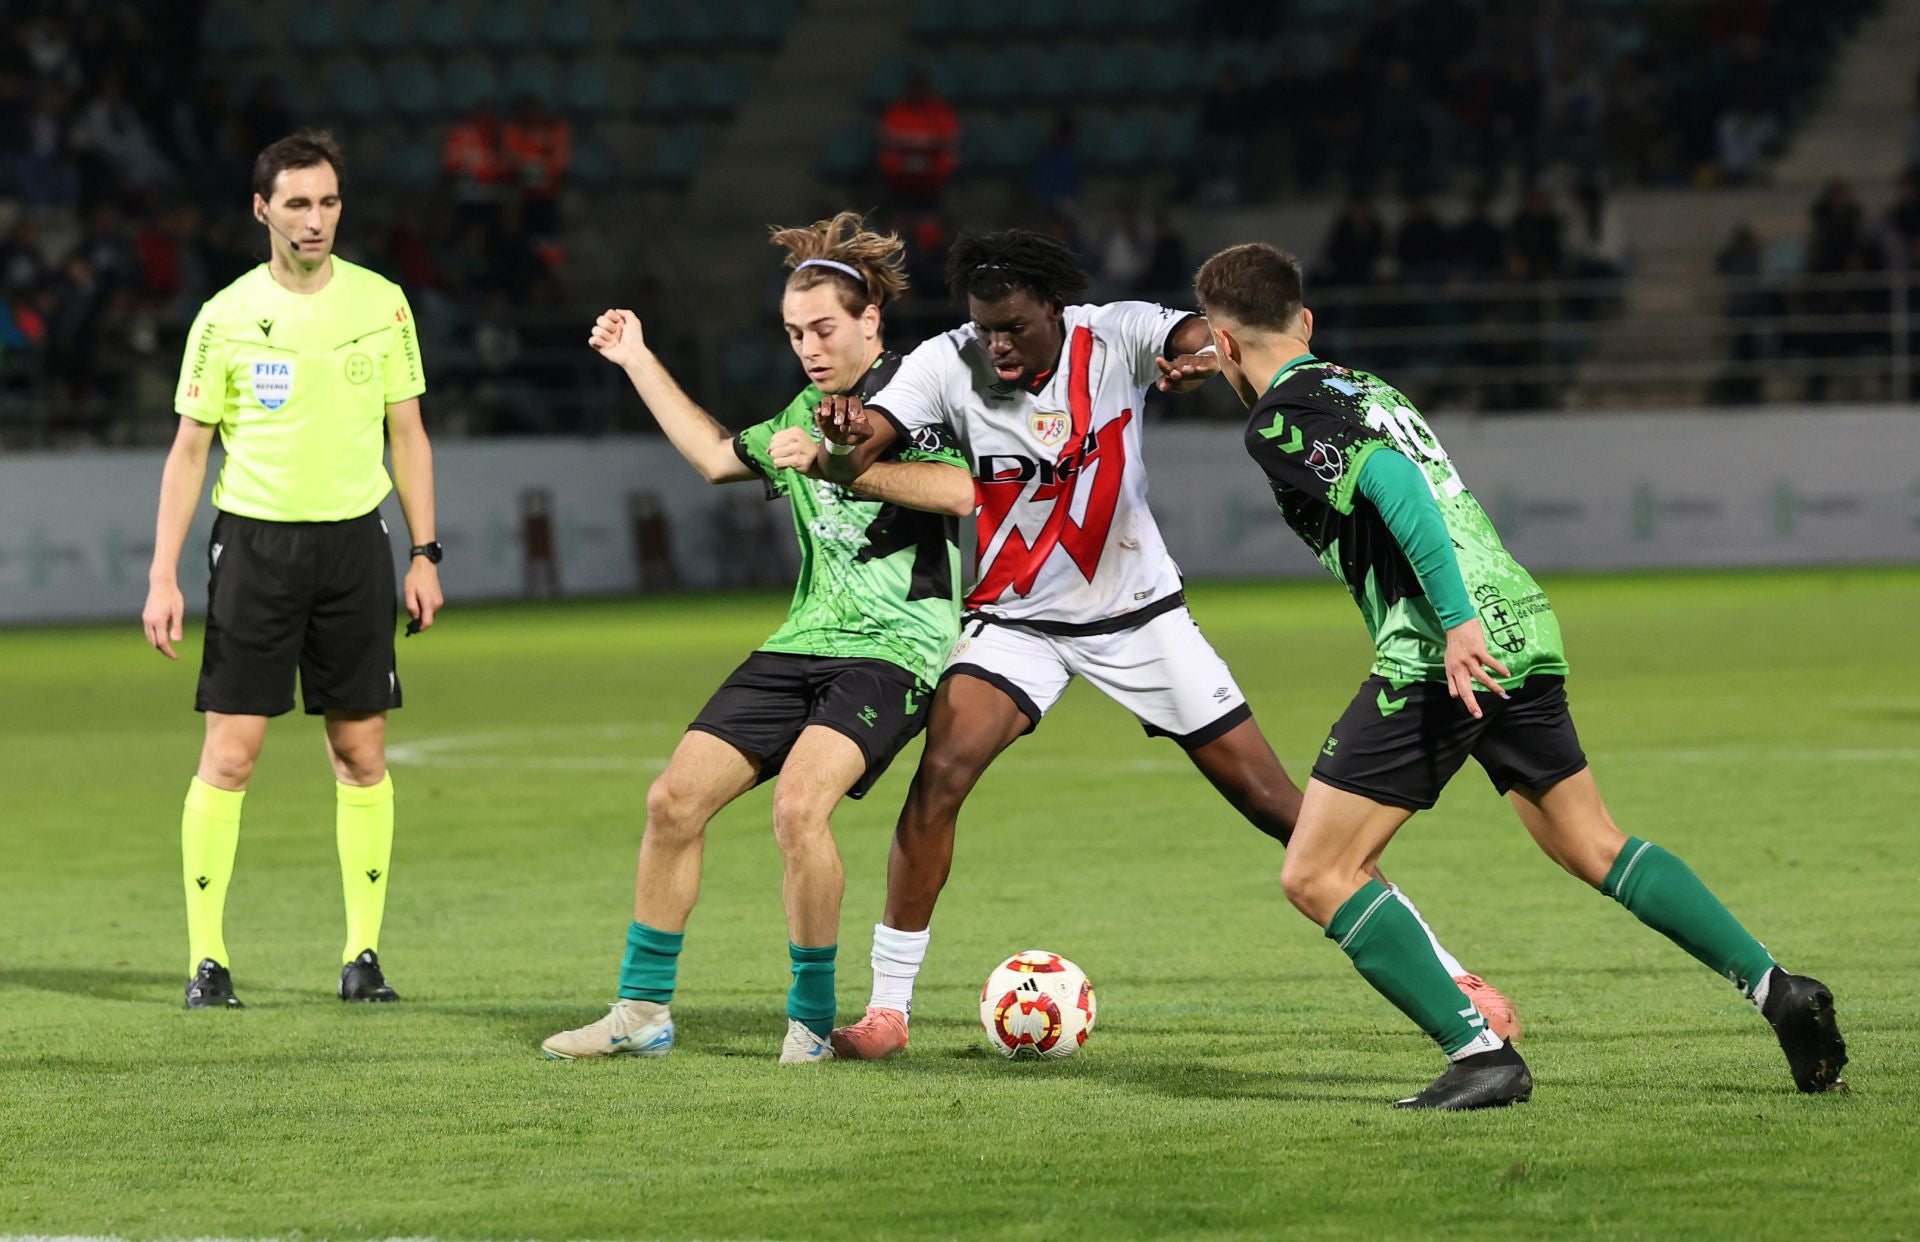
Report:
5,268,1917,449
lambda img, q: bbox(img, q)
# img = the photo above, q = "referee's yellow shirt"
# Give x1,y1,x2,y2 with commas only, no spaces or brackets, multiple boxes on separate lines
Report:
174,259,427,522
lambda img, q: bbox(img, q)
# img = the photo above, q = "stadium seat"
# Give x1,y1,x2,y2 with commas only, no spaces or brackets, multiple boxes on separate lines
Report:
1035,46,1095,104
443,56,502,113
326,59,384,120
475,2,532,52
290,7,346,54
622,4,674,51
864,57,912,111
352,2,410,51
542,1,595,52
647,127,707,187
413,0,469,52
970,51,1024,108
987,114,1043,173
682,3,727,50
199,1,260,53
570,130,620,188
739,0,798,47
816,120,875,179
641,64,701,118
383,57,444,120
561,61,616,115
502,58,560,110
383,138,442,191
1140,43,1202,97
699,61,751,115
908,0,959,39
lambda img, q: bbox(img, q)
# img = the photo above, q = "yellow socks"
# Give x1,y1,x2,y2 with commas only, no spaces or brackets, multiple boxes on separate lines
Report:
336,773,395,965
181,777,244,974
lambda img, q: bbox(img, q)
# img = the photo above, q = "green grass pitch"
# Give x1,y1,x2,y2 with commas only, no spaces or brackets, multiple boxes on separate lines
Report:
2,569,1915,1240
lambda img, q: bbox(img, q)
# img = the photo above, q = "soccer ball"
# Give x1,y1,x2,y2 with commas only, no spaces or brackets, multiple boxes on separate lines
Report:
979,950,1096,1059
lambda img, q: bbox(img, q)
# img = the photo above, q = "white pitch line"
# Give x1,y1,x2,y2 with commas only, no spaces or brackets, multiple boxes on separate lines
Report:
385,726,1919,776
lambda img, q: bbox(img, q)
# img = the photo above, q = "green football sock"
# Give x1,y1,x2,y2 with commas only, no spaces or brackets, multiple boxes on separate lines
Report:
1327,879,1490,1056
1604,837,1776,995
182,777,244,974
787,942,837,1039
336,774,394,965
619,922,683,1003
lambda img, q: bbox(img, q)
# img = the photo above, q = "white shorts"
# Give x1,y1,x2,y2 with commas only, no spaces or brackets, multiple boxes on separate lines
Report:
942,601,1251,748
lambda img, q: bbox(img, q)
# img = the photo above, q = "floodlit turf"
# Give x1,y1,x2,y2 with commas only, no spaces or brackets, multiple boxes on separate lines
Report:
2,569,1916,1240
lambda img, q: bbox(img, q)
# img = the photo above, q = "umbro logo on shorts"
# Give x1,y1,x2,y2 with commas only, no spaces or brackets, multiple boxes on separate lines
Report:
210,542,223,566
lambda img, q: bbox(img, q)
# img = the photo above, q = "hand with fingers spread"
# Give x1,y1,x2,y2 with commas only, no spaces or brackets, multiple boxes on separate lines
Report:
588,308,648,368
768,425,823,477
1444,617,1511,719
1154,349,1219,393
142,579,186,660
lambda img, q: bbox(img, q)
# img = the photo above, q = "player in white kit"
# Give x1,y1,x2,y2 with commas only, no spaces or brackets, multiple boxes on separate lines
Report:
815,230,1515,1057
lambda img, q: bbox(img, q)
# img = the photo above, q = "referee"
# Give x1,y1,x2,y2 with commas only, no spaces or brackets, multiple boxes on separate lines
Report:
142,130,443,1009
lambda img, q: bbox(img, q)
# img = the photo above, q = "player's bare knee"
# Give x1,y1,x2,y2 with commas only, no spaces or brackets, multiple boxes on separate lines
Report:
770,790,833,854
1279,856,1341,924
329,748,385,786
199,739,258,789
643,776,706,843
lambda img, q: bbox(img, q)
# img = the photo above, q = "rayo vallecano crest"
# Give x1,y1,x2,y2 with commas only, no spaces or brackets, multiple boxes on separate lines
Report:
1029,411,1069,447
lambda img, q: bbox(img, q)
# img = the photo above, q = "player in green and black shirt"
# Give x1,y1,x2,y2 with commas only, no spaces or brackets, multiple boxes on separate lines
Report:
542,214,974,1066
1193,243,1847,1109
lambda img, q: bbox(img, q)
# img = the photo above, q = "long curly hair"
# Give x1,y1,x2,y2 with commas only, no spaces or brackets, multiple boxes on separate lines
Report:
768,211,909,315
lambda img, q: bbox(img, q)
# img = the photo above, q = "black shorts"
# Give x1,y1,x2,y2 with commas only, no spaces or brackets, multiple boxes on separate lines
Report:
196,509,401,718
1310,674,1588,811
688,651,930,799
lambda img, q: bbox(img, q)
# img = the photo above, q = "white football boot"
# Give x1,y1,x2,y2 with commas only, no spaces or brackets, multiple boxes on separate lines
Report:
541,999,674,1060
778,1019,835,1065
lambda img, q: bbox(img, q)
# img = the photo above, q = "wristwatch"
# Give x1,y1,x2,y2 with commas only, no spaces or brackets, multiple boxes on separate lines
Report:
409,541,444,564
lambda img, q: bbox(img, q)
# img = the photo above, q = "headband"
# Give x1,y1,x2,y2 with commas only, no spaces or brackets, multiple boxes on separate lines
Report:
795,258,867,285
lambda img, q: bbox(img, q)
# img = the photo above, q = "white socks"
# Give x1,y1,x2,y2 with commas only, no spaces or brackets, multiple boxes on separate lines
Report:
868,922,930,1017
1449,1027,1506,1061
1389,884,1468,979
1750,966,1778,1014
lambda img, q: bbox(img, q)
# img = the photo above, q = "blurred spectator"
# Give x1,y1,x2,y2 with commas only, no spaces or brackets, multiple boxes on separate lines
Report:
1322,196,1385,287
70,71,173,197
878,70,958,205
443,106,506,235
1510,188,1564,280
1715,34,1779,185
1883,166,1920,269
1395,197,1450,284
1091,206,1151,301
502,96,572,243
1451,190,1508,279
1029,116,1079,211
1567,174,1627,279
1712,221,1766,404
1139,211,1190,300
1805,178,1865,275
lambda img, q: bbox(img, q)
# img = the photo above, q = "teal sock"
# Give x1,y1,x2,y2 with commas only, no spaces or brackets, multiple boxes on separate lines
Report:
787,942,836,1038
1604,837,1777,995
1327,880,1489,1055
618,922,683,1003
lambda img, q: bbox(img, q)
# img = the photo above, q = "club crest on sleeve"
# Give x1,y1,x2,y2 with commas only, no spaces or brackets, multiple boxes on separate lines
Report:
252,360,295,410
1306,440,1345,484
1029,411,1069,447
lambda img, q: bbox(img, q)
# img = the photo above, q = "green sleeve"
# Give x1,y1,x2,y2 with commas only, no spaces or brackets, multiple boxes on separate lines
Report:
1356,450,1475,628
734,388,819,498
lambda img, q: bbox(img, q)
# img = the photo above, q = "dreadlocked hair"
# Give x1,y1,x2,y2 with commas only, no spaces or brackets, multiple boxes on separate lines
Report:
946,229,1089,307
768,211,908,315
